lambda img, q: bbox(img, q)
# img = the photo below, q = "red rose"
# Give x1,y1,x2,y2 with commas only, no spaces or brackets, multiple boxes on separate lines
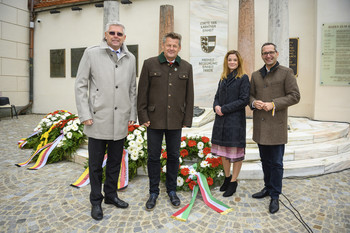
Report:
201,136,210,143
203,147,211,155
188,140,197,147
128,125,135,132
207,177,213,186
181,136,187,141
162,152,167,159
180,149,189,158
180,167,190,176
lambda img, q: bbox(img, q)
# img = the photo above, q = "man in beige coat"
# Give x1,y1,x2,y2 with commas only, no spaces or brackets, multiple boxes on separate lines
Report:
75,22,136,220
137,32,194,211
249,42,300,214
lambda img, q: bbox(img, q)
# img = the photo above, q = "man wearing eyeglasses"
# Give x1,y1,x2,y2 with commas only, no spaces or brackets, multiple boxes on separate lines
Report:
137,32,194,211
249,42,300,214
75,22,136,220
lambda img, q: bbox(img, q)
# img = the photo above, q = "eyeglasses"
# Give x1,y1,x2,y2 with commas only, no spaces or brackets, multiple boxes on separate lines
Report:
108,31,124,37
262,51,276,56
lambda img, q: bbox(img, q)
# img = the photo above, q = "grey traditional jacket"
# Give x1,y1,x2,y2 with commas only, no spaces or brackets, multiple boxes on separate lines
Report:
137,52,194,130
75,40,137,140
249,62,300,145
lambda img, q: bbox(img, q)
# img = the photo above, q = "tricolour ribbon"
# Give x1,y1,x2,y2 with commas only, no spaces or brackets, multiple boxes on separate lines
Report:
18,131,40,148
71,150,128,190
171,164,233,222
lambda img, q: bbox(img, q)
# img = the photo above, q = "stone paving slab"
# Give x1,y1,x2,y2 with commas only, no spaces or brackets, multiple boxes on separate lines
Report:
0,115,349,233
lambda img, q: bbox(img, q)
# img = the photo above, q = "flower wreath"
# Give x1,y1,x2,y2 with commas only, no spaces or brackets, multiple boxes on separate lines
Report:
125,125,225,191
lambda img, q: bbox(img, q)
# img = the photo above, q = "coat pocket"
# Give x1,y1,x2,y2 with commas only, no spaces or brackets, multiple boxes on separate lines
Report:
178,73,189,80
149,71,161,77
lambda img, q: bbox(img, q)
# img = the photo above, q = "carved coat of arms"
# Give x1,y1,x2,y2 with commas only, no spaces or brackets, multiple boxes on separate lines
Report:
201,36,216,53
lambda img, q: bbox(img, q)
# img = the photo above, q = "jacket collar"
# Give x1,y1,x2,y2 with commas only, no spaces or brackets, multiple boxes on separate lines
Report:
259,61,280,78
158,52,181,65
100,39,130,57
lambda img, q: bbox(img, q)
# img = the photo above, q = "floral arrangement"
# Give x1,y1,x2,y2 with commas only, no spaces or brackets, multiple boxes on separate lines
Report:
21,110,86,164
160,136,224,191
124,124,148,179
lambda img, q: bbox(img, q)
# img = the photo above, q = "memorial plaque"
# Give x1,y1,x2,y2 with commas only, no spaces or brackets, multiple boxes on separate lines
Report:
127,45,139,77
289,38,299,77
321,23,350,86
71,48,86,77
50,49,65,78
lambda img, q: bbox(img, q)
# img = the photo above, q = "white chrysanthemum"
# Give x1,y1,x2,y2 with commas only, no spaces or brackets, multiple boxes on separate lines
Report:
138,150,145,157
72,124,79,131
57,141,64,148
60,115,66,120
47,121,52,126
51,117,57,121
180,165,189,169
139,126,146,131
162,145,166,150
133,129,141,136
162,165,167,173
46,114,52,119
64,112,71,117
127,146,137,153
63,127,68,135
78,130,83,135
205,153,213,159
198,150,204,158
180,141,186,148
34,126,41,132
218,170,224,177
74,118,81,124
209,141,212,146
197,142,204,150
136,136,144,144
62,136,67,141
66,132,73,139
128,140,136,147
68,120,73,125
143,134,147,140
127,134,135,140
179,157,182,164
177,176,184,187
130,153,138,161
200,160,209,168
136,143,143,151
189,168,196,175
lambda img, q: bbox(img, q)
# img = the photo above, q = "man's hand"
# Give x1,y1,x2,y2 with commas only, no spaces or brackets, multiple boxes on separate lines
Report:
82,119,93,125
143,121,150,127
128,121,135,126
262,102,274,112
254,100,264,110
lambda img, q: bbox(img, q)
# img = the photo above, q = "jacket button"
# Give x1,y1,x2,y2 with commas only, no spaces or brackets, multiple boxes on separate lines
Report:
93,112,96,114
169,83,172,86
115,65,118,68
169,73,172,76
96,89,99,91
115,86,118,89
168,106,170,109
262,118,264,121
115,107,117,110
168,94,171,97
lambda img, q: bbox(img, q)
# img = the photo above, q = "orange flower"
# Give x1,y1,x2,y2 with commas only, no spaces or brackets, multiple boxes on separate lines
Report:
181,136,187,141
180,149,189,158
188,140,197,147
180,167,190,176
162,151,167,159
203,147,211,155
188,180,197,190
201,136,210,143
207,177,213,186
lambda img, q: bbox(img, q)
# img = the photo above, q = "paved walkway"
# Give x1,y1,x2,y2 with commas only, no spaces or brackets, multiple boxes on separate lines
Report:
0,115,349,233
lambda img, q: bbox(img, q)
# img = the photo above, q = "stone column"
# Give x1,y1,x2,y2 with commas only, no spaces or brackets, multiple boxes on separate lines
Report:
238,0,255,79
103,0,120,34
268,0,289,67
159,5,174,53
238,0,254,117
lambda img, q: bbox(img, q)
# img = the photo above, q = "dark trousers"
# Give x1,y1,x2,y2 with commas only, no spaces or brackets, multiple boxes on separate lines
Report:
258,144,285,199
88,137,124,205
147,128,181,195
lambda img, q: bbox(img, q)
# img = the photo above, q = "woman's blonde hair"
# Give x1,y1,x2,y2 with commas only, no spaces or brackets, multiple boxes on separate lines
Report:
220,50,246,80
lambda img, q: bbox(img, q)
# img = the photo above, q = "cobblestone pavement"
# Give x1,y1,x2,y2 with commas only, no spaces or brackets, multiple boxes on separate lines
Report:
0,115,349,233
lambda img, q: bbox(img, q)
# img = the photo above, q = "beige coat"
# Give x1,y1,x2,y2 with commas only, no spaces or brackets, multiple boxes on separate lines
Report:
249,63,300,145
75,40,137,140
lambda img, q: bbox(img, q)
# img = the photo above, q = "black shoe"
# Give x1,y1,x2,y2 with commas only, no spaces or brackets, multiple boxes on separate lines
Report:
220,175,232,192
91,204,103,220
105,196,129,209
252,187,270,199
168,191,180,207
145,193,158,211
223,181,238,197
269,198,279,214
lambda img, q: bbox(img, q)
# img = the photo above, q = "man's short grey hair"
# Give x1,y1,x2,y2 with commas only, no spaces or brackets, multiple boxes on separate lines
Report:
162,32,182,46
105,21,125,34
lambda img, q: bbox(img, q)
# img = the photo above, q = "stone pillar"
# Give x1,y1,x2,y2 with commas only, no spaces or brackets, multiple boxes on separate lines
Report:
268,0,289,67
238,0,255,79
159,5,174,53
238,0,254,117
103,0,120,34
